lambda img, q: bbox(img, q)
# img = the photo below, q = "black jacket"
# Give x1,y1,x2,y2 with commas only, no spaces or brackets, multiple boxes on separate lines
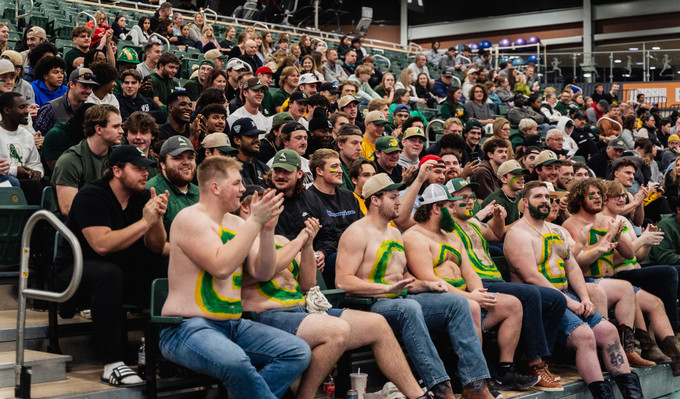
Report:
117,94,167,124
587,148,614,178
237,156,269,187
571,126,599,159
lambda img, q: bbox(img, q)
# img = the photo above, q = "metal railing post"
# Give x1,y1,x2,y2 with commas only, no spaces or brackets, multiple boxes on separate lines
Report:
15,211,82,399
15,0,33,26
76,11,97,32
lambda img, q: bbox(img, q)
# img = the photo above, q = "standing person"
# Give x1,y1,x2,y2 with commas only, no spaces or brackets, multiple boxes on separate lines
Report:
504,181,644,399
160,155,311,398
54,145,168,386
336,173,495,399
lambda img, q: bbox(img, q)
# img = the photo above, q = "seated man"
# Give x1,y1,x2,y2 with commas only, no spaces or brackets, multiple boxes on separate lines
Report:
504,181,644,399
159,156,311,398
238,187,427,399
403,184,540,392
336,173,495,399
54,145,168,385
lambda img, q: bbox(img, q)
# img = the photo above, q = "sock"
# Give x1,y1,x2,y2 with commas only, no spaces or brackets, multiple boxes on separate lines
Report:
497,362,513,378
464,380,485,392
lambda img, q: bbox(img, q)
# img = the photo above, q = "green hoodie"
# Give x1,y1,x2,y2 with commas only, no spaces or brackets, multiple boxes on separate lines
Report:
644,214,680,266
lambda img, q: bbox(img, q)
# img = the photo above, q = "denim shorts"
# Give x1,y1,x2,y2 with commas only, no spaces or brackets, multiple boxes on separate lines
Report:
255,306,345,335
584,277,641,293
557,290,603,344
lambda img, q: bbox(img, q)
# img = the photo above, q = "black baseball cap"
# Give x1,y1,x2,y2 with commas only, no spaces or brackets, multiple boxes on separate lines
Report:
230,118,265,137
289,91,309,104
319,82,339,93
108,145,155,167
281,121,307,135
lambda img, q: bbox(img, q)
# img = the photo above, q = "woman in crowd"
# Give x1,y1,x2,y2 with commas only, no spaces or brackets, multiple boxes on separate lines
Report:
112,16,128,40
299,34,313,57
156,20,175,43
171,13,184,37
199,24,221,52
176,24,195,50
251,33,266,66
513,73,531,96
395,68,418,101
203,69,228,92
83,48,107,68
664,158,680,202
300,55,323,81
188,12,205,43
337,35,351,58
440,86,467,121
0,23,9,52
271,54,298,85
289,43,302,60
220,26,237,49
374,72,396,103
620,115,638,150
31,56,67,107
414,72,437,108
261,31,275,60
491,117,514,158
275,33,290,51
494,76,514,105
128,16,151,46
86,10,110,48
465,83,494,125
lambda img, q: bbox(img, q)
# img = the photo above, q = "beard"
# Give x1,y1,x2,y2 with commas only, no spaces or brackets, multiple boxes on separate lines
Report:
165,166,195,187
528,202,550,220
379,203,398,221
439,207,456,232
583,200,602,214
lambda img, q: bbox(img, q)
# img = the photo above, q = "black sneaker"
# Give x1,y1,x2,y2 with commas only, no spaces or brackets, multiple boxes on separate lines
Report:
494,365,541,391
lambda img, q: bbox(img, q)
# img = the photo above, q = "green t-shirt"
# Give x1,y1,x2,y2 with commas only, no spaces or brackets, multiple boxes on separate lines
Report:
262,90,275,117
146,173,199,235
271,89,291,110
481,189,522,225
183,76,203,102
42,122,77,166
149,72,179,105
52,139,109,189
64,48,87,74
554,101,569,116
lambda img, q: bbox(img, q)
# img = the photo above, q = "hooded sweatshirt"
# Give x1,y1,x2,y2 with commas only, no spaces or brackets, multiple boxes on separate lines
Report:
31,80,68,108
556,116,578,157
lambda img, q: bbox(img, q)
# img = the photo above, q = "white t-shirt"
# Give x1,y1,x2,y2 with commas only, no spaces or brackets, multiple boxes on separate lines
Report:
0,125,44,177
227,106,272,134
86,92,120,108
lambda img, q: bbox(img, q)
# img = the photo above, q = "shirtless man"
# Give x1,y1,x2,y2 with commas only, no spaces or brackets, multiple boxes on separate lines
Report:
238,187,427,399
403,184,539,392
336,173,494,399
566,179,680,374
160,157,311,398
444,177,566,391
504,181,644,399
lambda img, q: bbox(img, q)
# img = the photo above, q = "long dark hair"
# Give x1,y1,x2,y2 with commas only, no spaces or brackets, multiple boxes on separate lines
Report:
446,86,462,109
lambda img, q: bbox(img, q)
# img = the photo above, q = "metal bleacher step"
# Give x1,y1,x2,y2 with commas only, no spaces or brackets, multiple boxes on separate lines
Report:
0,349,70,387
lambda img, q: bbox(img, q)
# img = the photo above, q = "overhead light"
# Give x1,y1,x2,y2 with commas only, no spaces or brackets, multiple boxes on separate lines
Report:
635,62,644,65
650,66,656,70
652,46,660,50
614,59,622,63
583,73,591,78
629,47,639,51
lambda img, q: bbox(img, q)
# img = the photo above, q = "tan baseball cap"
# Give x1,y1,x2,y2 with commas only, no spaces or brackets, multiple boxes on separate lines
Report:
1,50,22,67
337,95,360,109
534,150,559,167
201,133,237,153
402,127,425,140
26,27,46,40
362,173,404,199
497,160,528,178
365,110,388,125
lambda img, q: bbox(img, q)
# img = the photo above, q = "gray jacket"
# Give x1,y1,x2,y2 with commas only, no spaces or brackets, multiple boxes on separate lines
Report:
323,61,346,83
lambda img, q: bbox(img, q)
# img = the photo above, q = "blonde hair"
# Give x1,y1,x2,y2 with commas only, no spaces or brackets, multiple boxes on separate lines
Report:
197,156,242,190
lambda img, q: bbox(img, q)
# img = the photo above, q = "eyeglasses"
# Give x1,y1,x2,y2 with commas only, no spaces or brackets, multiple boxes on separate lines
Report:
458,194,477,202
610,194,627,201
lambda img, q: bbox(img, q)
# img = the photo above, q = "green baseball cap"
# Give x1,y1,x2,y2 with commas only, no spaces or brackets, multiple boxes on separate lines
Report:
272,112,295,128
446,178,479,195
375,136,401,154
271,149,301,171
200,59,216,68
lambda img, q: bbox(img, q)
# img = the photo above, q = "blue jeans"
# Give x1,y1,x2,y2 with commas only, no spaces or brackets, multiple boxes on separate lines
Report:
482,279,567,360
558,291,604,345
159,317,311,399
616,265,679,333
369,293,490,389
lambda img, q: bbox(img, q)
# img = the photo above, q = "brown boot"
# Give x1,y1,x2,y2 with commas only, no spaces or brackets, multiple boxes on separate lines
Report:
619,325,655,367
661,335,680,376
461,381,494,399
636,329,672,364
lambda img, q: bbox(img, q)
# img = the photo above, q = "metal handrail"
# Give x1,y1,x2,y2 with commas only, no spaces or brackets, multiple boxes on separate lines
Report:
425,118,444,147
408,42,423,55
15,0,33,25
76,11,97,31
372,54,391,72
202,7,217,25
149,32,170,49
252,21,269,32
452,76,462,87
15,210,83,398
311,37,327,50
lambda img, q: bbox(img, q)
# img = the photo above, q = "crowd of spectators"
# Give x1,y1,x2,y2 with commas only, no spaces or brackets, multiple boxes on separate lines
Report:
5,3,680,398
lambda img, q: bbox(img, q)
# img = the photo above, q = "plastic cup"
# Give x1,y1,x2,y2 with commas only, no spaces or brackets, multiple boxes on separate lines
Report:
350,372,368,399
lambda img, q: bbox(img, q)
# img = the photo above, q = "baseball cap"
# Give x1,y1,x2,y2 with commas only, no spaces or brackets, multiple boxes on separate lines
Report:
418,154,445,169
0,60,14,75
467,67,479,74
272,112,295,128
289,91,309,104
281,121,307,135
523,134,543,148
308,110,332,132
230,118,265,137
69,68,99,85
668,134,680,143
362,173,404,198
108,145,155,167
242,77,267,91
365,110,389,125
241,184,264,201
26,26,46,40
271,149,301,171
441,68,454,78
419,184,457,206
497,160,527,178
226,58,249,71
255,66,273,75
201,133,237,154
337,95,360,109
116,47,140,64
161,135,196,156
319,82,339,93
402,127,425,141
597,99,610,109
534,150,560,167
573,111,586,120
464,119,484,133
375,136,401,154
1,50,22,67
205,49,228,61
446,178,479,195
200,59,216,68
608,138,626,150
298,73,321,85
393,104,411,114
524,146,541,155
565,120,574,128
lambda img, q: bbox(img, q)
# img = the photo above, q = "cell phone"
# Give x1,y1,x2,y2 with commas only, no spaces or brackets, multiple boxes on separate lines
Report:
470,151,480,160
